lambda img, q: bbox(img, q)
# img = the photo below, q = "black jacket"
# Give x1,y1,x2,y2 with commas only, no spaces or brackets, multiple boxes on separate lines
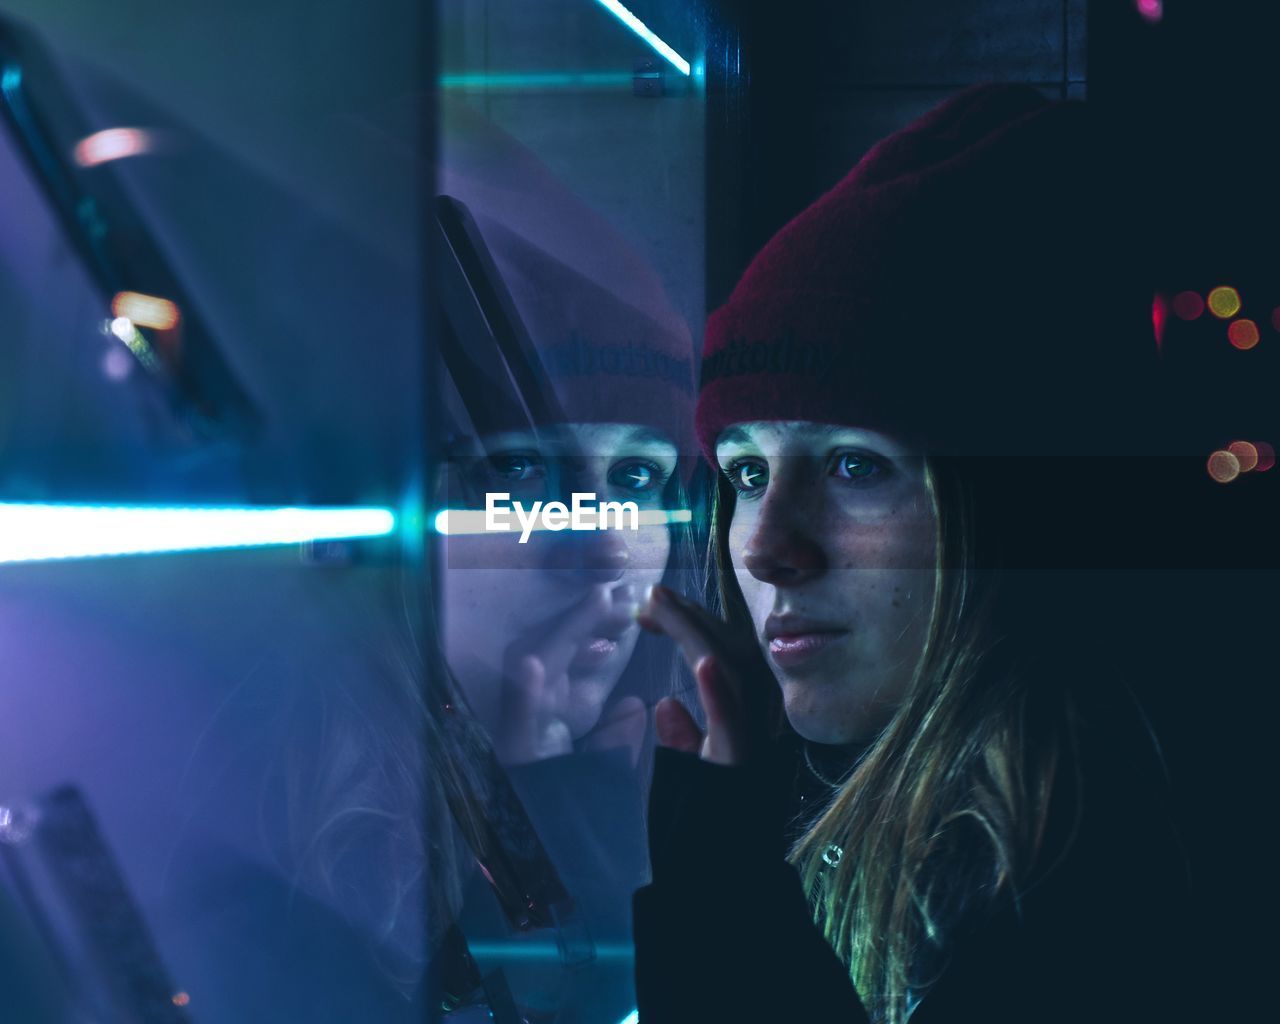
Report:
632,682,1194,1023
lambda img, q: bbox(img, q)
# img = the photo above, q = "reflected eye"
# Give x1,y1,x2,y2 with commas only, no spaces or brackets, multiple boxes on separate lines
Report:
724,458,768,495
608,459,666,494
487,452,545,482
831,451,882,481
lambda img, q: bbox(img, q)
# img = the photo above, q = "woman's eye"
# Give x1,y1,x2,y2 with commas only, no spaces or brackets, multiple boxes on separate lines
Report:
608,459,666,493
831,451,882,481
725,458,768,495
487,452,545,482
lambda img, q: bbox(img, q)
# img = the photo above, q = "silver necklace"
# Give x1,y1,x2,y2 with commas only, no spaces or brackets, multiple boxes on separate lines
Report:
802,742,848,788
801,746,851,869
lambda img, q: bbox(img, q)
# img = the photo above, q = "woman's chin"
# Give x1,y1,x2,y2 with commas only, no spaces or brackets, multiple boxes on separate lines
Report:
782,684,880,747
560,679,618,740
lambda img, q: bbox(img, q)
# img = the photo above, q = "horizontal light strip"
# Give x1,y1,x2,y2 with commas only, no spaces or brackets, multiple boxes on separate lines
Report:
591,0,691,75
73,127,153,168
0,504,395,564
468,941,635,962
433,507,691,536
440,71,635,90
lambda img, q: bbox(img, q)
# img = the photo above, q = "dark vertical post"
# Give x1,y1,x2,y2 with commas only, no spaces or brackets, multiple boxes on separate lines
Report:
705,1,824,312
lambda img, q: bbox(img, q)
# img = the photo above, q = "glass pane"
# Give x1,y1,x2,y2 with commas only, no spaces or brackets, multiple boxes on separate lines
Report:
0,4,430,1021
434,2,707,1020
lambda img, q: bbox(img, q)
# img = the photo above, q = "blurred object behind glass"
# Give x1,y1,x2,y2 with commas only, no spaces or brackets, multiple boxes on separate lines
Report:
0,2,430,1020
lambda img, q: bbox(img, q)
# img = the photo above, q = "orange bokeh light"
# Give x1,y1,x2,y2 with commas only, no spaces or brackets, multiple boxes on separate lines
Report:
1227,440,1259,472
1228,319,1260,350
112,291,180,331
1206,450,1240,484
172,992,191,1007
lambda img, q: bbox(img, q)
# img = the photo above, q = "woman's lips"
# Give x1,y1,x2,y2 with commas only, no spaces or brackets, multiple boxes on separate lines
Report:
768,631,848,668
569,636,621,672
566,586,637,674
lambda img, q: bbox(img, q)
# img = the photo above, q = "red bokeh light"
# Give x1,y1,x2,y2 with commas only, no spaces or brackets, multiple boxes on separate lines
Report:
1151,294,1168,350
1255,441,1276,473
1228,319,1260,350
1135,0,1163,24
1172,291,1205,321
1227,440,1259,473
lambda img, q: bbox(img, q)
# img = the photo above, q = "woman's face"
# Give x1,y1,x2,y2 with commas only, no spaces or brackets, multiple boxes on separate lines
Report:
716,421,937,746
441,422,677,745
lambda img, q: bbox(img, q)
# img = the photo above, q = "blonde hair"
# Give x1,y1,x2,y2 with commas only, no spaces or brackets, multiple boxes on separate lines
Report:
712,460,1075,1023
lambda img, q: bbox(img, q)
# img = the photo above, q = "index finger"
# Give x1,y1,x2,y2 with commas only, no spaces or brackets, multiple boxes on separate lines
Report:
640,586,775,752
637,586,731,677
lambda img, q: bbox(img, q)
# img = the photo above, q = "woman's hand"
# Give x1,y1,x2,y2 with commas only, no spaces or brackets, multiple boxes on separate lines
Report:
637,585,771,767
496,586,642,766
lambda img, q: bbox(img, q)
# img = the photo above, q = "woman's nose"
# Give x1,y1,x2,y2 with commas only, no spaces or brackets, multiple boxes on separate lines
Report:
541,526,630,582
740,490,826,586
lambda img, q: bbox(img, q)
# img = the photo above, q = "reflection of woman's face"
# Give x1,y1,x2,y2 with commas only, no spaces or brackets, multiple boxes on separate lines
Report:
441,423,677,743
716,421,937,746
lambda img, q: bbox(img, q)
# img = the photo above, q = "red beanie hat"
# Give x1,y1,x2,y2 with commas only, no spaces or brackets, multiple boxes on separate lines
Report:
441,100,695,453
470,213,695,447
697,84,1158,460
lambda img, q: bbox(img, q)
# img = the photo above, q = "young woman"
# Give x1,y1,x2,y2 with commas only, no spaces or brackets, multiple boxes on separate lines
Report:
632,84,1192,1024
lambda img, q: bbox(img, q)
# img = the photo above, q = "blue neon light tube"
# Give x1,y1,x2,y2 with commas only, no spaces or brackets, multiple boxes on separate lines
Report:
0,504,396,564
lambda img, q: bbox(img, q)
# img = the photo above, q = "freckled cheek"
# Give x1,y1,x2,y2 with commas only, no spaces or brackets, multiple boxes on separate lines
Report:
726,518,769,613
824,513,936,653
622,529,672,582
825,500,935,570
440,540,571,659
442,570,525,652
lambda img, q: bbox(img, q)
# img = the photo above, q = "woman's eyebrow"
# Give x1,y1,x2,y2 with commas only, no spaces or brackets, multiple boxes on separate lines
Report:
477,431,573,457
617,425,678,450
810,422,899,451
716,425,754,447
808,422,877,441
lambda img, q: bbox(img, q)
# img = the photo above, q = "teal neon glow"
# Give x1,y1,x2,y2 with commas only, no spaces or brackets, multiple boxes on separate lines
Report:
618,1012,639,1024
468,941,634,962
591,0,691,75
0,504,395,564
433,507,691,535
440,71,635,90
